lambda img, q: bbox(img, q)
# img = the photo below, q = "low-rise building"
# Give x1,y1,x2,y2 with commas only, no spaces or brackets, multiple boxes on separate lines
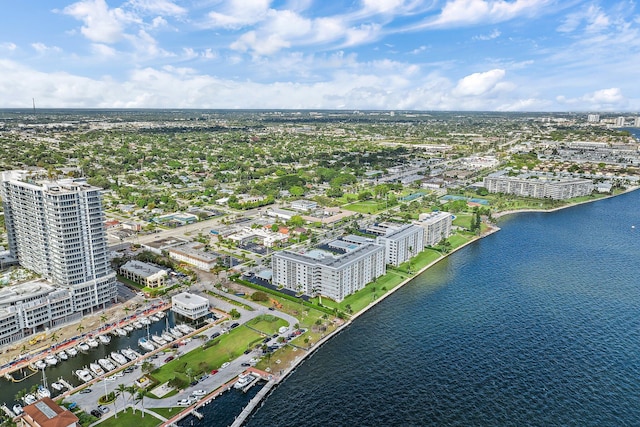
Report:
119,260,167,288
171,292,210,320
168,242,219,271
290,200,318,212
21,397,79,427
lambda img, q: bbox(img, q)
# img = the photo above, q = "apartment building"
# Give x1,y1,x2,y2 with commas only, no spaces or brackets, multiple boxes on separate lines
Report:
171,292,210,320
416,211,453,247
483,171,594,200
119,260,167,288
272,243,385,302
0,170,116,342
375,224,425,267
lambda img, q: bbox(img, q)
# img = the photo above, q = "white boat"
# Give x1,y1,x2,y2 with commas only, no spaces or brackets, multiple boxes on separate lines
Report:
22,394,36,405
77,343,90,352
98,334,111,345
36,385,51,399
44,355,58,366
169,327,183,338
176,324,194,335
149,314,160,322
34,360,47,370
75,369,93,383
234,374,253,389
98,358,116,372
121,348,137,361
133,321,144,329
123,325,134,332
138,338,156,352
66,347,78,357
151,335,167,346
161,332,174,343
89,363,105,377
57,350,68,361
110,351,128,366
114,328,127,336
139,317,151,325
13,404,23,415
51,382,64,391
86,338,99,348
155,311,166,319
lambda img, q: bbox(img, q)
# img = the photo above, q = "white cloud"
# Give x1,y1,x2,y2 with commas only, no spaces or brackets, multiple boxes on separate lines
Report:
205,0,272,30
31,43,62,54
361,0,407,13
0,42,17,51
151,16,168,29
425,0,550,28
127,0,187,16
91,43,118,57
556,88,628,111
585,87,624,104
558,5,610,33
63,0,136,44
453,69,506,97
473,29,501,40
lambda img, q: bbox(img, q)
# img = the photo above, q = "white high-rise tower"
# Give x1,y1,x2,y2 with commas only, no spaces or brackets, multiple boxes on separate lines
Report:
1,170,116,313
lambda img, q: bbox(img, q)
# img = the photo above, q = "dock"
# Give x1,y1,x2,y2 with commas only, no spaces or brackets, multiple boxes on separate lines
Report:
58,378,74,391
1,404,15,419
230,380,275,427
191,409,203,420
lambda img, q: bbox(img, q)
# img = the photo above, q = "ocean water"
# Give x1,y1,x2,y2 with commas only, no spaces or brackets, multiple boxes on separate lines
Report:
246,190,640,426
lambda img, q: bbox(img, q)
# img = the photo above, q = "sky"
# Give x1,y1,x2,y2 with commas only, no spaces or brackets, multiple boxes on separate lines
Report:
0,0,638,112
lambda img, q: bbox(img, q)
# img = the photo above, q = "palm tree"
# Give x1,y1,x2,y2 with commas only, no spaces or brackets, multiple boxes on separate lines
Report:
135,388,150,417
76,323,85,335
50,332,59,346
100,314,108,324
311,285,322,306
115,383,129,417
141,361,154,375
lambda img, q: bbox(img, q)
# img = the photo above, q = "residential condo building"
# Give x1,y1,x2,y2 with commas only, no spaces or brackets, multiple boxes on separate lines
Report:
375,224,425,267
416,211,453,247
0,170,116,342
272,243,385,302
483,171,594,200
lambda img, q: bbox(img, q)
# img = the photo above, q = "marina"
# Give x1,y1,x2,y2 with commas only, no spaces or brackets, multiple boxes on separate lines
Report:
0,309,187,408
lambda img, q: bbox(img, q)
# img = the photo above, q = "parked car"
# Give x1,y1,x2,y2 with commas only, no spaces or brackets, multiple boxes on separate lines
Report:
90,409,102,418
164,356,175,363
176,399,192,406
220,362,230,369
80,389,92,394
230,322,240,329
98,406,109,414
210,369,218,375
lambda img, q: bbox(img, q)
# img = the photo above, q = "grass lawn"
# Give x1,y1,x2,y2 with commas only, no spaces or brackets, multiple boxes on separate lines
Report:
449,234,471,249
246,314,288,335
150,327,263,384
342,200,387,214
452,213,472,228
97,407,162,427
148,407,177,419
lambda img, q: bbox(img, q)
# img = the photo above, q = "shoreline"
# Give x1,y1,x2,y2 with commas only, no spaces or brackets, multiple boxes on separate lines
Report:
233,187,640,426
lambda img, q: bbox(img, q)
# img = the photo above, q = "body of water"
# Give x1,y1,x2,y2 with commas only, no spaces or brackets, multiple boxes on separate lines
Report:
246,190,640,426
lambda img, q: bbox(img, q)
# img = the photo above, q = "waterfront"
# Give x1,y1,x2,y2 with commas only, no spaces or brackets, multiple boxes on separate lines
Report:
246,189,640,426
0,312,177,408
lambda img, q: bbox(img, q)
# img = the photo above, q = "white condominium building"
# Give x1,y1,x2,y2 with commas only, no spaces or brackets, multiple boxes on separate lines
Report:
483,171,594,200
375,224,425,267
272,243,385,302
1,170,116,315
417,211,453,247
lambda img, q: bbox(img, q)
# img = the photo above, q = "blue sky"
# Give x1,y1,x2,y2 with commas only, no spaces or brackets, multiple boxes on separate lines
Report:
0,0,638,111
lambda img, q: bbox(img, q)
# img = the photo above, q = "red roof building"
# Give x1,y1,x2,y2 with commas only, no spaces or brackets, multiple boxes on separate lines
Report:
20,397,79,427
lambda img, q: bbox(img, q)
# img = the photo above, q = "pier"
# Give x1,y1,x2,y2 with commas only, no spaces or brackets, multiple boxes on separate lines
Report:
230,380,275,427
191,409,203,420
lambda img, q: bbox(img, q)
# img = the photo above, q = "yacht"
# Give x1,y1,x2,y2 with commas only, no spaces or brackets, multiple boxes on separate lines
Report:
51,382,64,391
161,332,174,343
155,311,166,319
98,334,111,345
138,338,156,352
86,338,99,348
151,335,167,346
36,385,51,399
114,328,127,336
66,347,78,357
110,351,128,366
89,363,105,377
123,324,134,332
77,342,90,352
22,394,37,405
98,358,116,372
169,327,183,339
75,369,93,383
57,350,68,361
176,324,194,335
234,373,253,389
44,355,58,366
33,360,47,370
133,321,143,329
139,317,151,325
13,404,23,416
148,314,160,322
121,348,137,361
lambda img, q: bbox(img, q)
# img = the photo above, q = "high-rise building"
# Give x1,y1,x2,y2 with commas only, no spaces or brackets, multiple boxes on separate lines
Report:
587,114,600,123
635,117,640,127
1,170,116,314
616,116,625,127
